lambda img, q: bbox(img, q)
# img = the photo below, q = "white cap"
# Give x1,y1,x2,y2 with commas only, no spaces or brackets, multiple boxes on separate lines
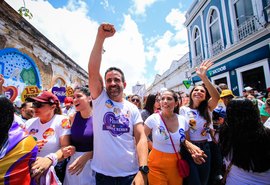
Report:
244,86,253,91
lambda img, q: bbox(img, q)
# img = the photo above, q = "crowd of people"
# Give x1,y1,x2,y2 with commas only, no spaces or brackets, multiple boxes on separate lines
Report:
1,23,270,185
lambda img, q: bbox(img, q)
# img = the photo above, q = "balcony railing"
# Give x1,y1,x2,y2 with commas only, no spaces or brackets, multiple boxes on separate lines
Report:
209,39,224,57
236,15,264,41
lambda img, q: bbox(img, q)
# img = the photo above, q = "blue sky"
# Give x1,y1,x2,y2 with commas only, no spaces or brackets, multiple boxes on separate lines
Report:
6,0,193,94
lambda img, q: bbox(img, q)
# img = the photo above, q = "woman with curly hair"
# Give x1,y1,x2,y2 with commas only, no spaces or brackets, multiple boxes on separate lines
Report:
219,97,270,185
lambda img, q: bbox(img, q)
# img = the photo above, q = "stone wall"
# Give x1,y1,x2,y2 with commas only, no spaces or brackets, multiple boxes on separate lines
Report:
0,1,88,92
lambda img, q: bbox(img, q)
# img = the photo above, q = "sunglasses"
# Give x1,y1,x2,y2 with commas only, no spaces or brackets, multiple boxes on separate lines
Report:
32,102,51,108
131,99,140,103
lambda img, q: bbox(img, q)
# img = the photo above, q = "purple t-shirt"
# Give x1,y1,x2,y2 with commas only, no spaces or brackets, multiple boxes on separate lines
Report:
70,112,93,152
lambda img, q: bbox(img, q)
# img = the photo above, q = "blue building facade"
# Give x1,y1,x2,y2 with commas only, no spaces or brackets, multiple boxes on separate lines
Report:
185,0,270,96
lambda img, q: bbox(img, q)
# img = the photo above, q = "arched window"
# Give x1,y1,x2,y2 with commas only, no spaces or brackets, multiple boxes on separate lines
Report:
194,28,201,56
192,27,203,67
209,9,221,44
208,9,223,56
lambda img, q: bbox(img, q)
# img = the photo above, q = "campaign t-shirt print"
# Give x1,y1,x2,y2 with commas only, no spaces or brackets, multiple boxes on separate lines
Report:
103,99,130,137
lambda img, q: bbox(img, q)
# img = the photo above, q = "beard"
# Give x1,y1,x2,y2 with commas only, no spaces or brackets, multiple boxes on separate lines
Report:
107,85,123,98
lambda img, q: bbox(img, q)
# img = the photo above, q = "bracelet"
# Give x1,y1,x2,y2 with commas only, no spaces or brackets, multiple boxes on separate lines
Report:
45,153,58,167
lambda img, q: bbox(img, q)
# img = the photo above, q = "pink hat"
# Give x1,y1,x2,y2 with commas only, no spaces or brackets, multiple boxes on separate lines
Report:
29,91,59,104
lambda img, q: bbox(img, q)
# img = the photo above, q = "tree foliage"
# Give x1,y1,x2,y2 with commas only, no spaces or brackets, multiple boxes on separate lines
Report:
18,0,33,19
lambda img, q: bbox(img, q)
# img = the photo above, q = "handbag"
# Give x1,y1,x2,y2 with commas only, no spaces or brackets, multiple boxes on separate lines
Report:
159,113,190,178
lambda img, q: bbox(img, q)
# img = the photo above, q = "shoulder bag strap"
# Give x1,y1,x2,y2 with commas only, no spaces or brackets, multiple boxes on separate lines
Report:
158,113,180,160
221,161,232,184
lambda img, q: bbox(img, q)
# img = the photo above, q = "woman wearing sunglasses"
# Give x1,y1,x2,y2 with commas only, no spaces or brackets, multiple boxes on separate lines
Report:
25,91,71,184
63,86,95,185
131,94,142,111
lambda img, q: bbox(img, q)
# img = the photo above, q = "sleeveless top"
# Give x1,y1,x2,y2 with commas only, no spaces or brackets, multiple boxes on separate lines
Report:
70,112,93,152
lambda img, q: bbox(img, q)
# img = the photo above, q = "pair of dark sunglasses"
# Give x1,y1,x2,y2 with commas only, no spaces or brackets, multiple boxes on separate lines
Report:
32,101,51,108
131,99,140,103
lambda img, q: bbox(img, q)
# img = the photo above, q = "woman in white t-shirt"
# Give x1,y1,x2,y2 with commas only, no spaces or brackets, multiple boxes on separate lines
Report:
144,90,207,185
219,97,270,185
179,60,220,185
25,91,71,184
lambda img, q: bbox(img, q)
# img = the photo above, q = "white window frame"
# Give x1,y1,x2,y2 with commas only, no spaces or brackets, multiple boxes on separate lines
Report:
206,6,224,57
236,59,270,96
211,72,231,89
191,26,203,68
229,0,265,43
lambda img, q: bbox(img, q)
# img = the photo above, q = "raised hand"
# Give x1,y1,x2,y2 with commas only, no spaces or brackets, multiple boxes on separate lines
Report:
98,23,116,39
195,60,213,79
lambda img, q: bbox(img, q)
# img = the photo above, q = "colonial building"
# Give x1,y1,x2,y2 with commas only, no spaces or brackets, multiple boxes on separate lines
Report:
132,83,146,98
185,0,270,96
0,1,88,102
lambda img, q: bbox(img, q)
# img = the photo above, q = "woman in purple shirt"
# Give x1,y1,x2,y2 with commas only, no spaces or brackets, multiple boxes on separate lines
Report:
63,86,95,185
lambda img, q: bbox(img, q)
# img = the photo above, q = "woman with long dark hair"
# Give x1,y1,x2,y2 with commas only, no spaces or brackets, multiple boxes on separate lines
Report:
141,94,161,121
180,60,220,185
63,86,95,185
219,97,270,185
145,90,206,185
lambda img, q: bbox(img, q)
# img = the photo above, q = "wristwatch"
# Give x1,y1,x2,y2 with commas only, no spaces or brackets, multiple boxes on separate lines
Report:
139,165,149,175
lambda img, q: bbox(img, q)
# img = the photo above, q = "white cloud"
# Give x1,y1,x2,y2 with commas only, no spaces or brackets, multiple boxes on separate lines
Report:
5,0,146,94
101,15,147,93
5,0,190,94
100,0,115,14
130,0,159,15
166,8,186,32
66,0,88,13
145,8,189,75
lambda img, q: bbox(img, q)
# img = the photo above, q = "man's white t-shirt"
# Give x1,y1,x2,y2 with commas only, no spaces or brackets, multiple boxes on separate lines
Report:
91,89,143,177
25,114,71,157
145,113,188,153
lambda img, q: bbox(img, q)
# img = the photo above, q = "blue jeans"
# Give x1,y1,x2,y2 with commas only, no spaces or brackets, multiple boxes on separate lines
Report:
96,172,136,185
182,142,211,185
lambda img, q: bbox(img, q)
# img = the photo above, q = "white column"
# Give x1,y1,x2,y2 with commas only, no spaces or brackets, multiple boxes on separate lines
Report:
200,12,208,59
221,0,231,47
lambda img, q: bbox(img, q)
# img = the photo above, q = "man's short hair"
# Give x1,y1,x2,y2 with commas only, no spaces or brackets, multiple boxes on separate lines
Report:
105,67,125,82
20,101,31,109
218,83,228,90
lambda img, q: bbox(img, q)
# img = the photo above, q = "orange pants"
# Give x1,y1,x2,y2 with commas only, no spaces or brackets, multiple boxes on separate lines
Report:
148,148,183,185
